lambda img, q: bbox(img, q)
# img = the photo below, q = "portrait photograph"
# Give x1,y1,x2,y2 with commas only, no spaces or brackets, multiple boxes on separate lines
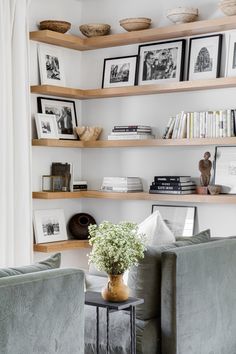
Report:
152,205,196,237
225,32,236,77
33,209,68,244
35,113,59,139
137,39,185,85
37,97,77,140
38,44,66,86
102,55,138,88
187,34,222,81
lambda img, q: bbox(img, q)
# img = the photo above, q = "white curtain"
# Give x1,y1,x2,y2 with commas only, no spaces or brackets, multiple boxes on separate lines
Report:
0,0,32,266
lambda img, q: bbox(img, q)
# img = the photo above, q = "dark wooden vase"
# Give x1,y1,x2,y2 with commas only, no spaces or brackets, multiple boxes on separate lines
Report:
102,274,129,302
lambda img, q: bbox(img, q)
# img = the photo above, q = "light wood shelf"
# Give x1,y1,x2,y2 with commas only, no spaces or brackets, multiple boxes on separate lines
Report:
34,239,91,252
31,77,236,100
32,137,236,148
30,16,236,51
32,190,236,204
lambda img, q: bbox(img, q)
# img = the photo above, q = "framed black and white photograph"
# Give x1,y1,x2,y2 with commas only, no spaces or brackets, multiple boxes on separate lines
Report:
152,205,196,237
214,146,236,194
225,32,236,77
33,209,67,244
35,113,59,139
137,39,186,85
38,44,66,86
102,55,138,88
187,34,222,81
37,97,77,140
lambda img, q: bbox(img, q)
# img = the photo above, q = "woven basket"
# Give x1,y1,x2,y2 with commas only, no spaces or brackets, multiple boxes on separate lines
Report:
39,20,71,33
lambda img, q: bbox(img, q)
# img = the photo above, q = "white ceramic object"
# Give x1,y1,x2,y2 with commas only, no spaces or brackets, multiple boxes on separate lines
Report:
219,0,236,15
166,7,199,24
119,17,151,32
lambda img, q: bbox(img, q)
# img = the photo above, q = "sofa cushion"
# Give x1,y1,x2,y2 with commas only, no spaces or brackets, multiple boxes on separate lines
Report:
128,229,211,321
138,211,175,246
85,273,107,292
0,253,61,278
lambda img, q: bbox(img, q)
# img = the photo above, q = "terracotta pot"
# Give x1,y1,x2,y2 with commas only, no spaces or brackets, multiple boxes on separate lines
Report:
102,274,129,302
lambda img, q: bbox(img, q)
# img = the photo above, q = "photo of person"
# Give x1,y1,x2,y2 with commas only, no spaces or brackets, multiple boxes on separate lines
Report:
110,63,130,83
45,54,61,80
42,218,60,237
41,121,51,134
194,47,213,73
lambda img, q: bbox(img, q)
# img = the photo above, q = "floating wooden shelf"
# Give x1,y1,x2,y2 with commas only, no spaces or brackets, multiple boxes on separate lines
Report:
30,16,236,51
34,240,91,252
32,190,236,204
32,137,236,148
31,77,236,100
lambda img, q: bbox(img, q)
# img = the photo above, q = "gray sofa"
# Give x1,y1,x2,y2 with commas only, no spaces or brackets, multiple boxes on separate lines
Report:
0,266,85,354
85,236,236,354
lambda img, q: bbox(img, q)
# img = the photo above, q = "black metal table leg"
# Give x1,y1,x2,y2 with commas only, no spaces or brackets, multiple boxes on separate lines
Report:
130,305,133,354
106,307,109,354
133,306,136,354
96,306,99,354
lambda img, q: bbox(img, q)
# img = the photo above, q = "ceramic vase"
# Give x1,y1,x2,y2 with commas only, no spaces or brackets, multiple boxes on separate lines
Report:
102,274,129,302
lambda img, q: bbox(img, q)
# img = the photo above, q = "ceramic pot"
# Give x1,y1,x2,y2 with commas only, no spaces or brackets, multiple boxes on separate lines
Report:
102,274,129,302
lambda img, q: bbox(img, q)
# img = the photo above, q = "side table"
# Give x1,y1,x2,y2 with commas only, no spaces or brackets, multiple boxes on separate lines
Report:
85,291,144,354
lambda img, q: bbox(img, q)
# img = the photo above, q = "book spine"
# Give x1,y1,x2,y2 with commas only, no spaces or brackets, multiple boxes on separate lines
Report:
226,109,231,137
149,190,195,195
113,125,151,129
112,128,151,133
152,181,195,186
162,117,174,139
150,186,196,191
166,117,176,139
154,177,191,182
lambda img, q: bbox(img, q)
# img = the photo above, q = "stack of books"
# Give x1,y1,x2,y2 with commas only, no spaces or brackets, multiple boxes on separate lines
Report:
72,180,88,191
149,176,196,195
108,125,154,140
162,109,236,140
101,177,143,192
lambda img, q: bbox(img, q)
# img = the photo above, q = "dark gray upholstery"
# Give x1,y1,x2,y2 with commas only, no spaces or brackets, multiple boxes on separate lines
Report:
161,239,236,354
0,268,85,354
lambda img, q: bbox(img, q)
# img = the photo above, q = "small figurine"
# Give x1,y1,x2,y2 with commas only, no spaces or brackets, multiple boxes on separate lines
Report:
199,151,212,187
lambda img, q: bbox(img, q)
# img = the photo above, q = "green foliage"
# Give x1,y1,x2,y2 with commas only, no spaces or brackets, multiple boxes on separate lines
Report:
88,221,146,275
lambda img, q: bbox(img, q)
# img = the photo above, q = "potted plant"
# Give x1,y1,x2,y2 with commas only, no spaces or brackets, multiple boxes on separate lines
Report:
88,221,146,302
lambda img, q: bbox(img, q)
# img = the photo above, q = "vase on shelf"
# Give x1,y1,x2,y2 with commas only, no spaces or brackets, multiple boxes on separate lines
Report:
102,274,129,302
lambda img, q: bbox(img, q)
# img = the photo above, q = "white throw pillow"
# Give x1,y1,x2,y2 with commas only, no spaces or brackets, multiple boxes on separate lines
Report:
138,210,175,246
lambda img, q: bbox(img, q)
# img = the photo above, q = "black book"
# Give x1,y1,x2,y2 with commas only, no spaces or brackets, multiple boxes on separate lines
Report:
112,128,151,132
152,181,195,187
149,189,195,195
154,176,191,183
150,185,196,191
114,125,151,129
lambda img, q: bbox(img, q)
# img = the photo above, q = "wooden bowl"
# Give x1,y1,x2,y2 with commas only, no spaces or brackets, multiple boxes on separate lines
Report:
119,17,151,32
79,23,111,37
219,0,236,15
166,7,199,24
208,185,222,195
39,20,71,33
75,126,102,141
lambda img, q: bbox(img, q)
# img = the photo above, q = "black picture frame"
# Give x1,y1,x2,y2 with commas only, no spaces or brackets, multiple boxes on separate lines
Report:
102,55,138,88
137,39,186,85
151,204,196,237
37,97,78,140
187,34,223,81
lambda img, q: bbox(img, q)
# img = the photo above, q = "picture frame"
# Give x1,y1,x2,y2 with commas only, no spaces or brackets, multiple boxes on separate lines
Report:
38,44,66,86
35,113,59,139
37,97,78,140
151,204,196,237
137,39,186,85
187,34,222,81
225,32,236,77
33,209,68,244
102,55,138,88
214,146,236,194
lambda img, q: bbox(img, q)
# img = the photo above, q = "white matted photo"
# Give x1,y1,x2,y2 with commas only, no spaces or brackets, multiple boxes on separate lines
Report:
35,113,59,139
214,146,236,194
102,55,138,88
187,34,222,81
137,39,186,85
33,209,67,244
38,44,66,86
152,205,196,237
37,97,77,140
225,32,236,77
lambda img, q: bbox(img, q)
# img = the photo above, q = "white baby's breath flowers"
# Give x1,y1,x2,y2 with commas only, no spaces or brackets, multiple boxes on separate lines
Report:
88,221,146,275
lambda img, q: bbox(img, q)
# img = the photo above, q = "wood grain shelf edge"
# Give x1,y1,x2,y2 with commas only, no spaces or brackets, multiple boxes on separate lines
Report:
34,240,91,252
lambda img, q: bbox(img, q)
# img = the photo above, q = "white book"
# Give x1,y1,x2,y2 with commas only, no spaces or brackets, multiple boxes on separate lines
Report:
222,110,227,138
177,112,185,139
212,111,216,138
166,117,176,139
215,111,220,137
162,117,174,139
186,113,190,139
107,134,154,140
172,114,180,139
180,113,187,138
111,131,152,135
227,109,232,137
219,111,224,138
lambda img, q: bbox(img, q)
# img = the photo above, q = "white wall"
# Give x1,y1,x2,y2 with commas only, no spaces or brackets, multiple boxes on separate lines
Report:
30,0,236,269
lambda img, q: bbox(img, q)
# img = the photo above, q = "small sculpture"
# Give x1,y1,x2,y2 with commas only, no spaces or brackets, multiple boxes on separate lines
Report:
199,151,212,186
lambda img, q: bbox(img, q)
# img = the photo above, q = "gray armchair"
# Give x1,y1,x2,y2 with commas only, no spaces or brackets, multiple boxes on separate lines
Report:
0,268,85,354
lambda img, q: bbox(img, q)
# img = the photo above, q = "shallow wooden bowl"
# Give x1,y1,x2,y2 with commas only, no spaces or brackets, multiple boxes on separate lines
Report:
119,17,151,32
166,7,198,24
79,23,111,37
39,20,71,33
75,126,102,141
